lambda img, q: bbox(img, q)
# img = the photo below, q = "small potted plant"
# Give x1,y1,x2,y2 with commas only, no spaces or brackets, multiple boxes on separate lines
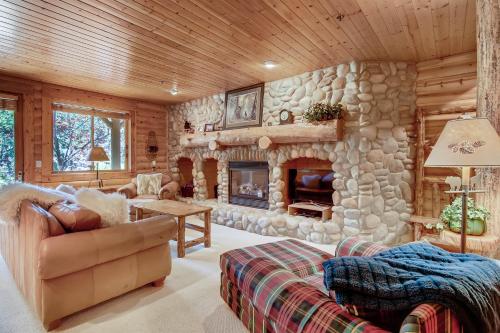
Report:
303,103,343,122
440,197,489,236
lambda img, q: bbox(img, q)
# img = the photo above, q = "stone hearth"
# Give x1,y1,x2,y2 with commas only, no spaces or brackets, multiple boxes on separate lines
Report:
168,60,417,245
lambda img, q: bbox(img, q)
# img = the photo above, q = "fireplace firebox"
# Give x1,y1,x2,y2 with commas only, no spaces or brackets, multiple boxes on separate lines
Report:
229,161,269,209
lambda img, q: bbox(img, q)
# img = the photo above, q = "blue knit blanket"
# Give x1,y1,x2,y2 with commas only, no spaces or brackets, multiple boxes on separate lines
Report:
323,242,500,333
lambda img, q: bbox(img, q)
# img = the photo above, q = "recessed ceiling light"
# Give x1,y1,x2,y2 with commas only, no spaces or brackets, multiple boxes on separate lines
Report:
263,60,277,69
170,87,178,96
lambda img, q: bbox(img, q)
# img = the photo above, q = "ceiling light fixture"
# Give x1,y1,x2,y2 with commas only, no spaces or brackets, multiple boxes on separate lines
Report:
263,60,277,69
170,87,178,96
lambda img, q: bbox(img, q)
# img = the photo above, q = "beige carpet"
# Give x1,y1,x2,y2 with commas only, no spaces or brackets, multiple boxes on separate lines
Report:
0,217,336,333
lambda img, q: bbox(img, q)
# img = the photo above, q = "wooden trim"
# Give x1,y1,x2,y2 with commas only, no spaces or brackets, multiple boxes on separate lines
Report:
181,120,343,149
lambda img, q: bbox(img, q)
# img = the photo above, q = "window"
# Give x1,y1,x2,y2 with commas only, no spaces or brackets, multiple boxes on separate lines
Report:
52,103,129,172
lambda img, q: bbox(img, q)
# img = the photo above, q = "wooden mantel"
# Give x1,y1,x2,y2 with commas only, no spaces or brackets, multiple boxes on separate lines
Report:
180,120,343,150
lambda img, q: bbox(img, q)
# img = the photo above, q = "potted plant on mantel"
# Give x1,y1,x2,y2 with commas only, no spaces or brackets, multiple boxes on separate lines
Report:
303,103,343,123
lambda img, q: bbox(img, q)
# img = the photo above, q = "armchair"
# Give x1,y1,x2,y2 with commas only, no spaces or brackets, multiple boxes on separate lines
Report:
118,173,180,201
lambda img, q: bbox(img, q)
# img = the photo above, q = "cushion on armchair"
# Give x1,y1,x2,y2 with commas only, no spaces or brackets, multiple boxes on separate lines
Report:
137,173,163,196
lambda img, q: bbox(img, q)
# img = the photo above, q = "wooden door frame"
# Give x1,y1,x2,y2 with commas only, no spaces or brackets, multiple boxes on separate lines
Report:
0,91,23,181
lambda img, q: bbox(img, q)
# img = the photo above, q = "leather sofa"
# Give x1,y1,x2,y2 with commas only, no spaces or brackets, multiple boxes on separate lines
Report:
0,200,177,330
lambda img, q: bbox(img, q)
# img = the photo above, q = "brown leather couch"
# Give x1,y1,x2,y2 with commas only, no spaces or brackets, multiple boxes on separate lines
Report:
0,200,177,330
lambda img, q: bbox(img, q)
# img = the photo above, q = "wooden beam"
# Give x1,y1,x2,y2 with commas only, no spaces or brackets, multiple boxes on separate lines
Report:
476,0,500,248
180,120,343,149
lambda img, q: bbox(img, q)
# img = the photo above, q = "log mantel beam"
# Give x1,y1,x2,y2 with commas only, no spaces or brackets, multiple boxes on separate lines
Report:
179,120,343,149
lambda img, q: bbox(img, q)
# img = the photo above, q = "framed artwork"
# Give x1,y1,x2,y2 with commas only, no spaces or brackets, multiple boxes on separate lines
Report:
223,83,264,130
204,123,214,132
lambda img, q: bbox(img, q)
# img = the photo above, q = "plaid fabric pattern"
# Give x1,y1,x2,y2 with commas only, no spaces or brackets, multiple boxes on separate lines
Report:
223,257,389,333
220,239,333,284
221,273,275,333
221,238,462,333
335,237,388,258
400,304,462,333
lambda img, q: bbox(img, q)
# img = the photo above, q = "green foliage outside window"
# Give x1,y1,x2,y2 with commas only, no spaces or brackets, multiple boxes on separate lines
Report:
53,111,126,172
0,110,15,185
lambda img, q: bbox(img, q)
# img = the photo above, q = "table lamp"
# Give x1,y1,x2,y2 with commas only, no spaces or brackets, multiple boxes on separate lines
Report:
424,116,500,253
87,146,109,188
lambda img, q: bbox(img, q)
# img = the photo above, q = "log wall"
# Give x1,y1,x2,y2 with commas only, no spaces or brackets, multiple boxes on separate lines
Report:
0,74,167,187
415,52,477,218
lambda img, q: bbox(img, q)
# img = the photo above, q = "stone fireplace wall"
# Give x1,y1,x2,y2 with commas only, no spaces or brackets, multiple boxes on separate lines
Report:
168,61,417,245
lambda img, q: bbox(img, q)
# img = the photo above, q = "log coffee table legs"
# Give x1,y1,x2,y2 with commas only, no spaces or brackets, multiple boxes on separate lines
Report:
177,216,186,258
204,211,211,247
176,214,211,258
133,203,212,258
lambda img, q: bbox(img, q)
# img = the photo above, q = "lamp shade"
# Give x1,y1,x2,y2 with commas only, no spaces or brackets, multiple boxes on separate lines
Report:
425,117,500,167
87,146,109,162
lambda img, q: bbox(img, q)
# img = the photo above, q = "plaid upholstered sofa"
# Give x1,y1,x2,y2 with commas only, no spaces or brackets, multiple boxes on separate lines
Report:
220,237,462,333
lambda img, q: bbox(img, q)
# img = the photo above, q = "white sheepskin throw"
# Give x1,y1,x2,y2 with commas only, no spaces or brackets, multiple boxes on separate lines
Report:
0,182,73,225
75,188,129,227
55,184,77,195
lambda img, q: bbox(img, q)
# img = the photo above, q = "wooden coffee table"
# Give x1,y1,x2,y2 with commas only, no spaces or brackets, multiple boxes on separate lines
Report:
133,200,212,258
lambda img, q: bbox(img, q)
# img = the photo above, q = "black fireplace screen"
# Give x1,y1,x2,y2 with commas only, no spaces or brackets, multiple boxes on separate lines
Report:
229,161,269,209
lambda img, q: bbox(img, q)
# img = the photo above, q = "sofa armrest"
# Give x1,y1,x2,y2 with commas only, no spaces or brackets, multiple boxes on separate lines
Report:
232,257,386,333
117,182,137,199
335,237,389,257
159,181,180,200
400,304,462,333
38,215,177,279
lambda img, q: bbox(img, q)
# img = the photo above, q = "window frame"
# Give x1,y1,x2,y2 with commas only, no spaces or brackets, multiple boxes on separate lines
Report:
50,102,131,176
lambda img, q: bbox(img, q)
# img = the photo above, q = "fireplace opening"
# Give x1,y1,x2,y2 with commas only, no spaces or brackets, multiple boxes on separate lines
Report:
284,158,334,207
229,161,269,209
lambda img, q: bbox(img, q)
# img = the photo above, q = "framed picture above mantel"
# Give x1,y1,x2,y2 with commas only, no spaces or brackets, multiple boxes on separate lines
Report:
223,83,264,130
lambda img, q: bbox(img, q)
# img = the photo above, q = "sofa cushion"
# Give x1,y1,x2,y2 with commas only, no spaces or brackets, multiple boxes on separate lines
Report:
49,201,101,232
44,209,67,237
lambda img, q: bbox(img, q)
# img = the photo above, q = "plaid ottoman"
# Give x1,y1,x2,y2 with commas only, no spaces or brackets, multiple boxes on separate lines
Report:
220,238,462,333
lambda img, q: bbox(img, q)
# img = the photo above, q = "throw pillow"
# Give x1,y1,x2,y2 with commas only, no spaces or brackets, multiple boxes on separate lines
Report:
301,174,322,189
74,189,129,227
136,173,163,196
49,201,101,232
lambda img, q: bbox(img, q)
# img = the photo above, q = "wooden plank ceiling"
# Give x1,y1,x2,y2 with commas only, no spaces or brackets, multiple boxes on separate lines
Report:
0,0,476,103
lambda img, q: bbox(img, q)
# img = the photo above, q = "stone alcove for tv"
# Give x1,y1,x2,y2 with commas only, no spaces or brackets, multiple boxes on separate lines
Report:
283,158,334,207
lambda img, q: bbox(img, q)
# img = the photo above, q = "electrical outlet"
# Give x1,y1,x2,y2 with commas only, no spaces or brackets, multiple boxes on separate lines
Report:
35,160,42,168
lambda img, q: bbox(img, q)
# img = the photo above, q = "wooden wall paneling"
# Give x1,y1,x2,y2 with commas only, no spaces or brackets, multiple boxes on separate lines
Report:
0,74,167,186
414,51,478,219
0,1,478,103
476,0,500,248
415,108,425,216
